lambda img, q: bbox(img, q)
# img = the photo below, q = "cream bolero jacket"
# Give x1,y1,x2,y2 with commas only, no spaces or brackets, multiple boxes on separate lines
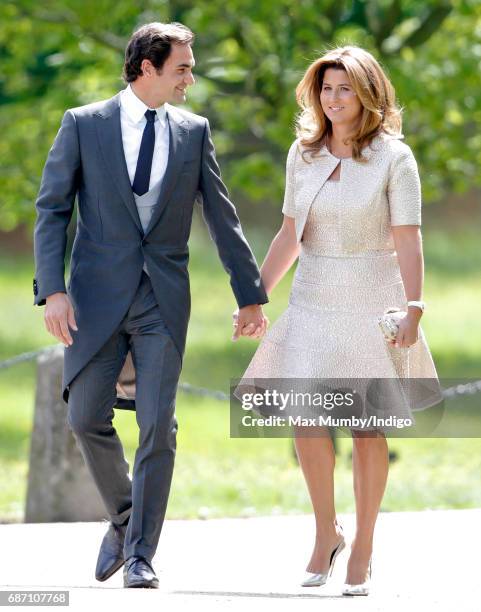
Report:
282,132,422,252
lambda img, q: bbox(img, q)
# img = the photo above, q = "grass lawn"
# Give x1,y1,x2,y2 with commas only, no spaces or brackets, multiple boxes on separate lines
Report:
0,214,480,522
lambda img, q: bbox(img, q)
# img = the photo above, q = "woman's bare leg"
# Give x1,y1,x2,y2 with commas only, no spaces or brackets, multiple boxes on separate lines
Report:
294,426,343,573
345,429,389,584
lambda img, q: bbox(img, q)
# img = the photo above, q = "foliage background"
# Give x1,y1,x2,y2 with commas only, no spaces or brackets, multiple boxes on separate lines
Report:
1,0,481,231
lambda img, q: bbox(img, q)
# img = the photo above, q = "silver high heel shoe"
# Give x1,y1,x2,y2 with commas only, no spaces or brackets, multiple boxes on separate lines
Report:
301,526,346,587
342,557,372,596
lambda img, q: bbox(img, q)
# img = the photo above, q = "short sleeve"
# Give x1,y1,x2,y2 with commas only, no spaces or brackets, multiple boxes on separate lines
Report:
388,146,422,226
281,140,298,218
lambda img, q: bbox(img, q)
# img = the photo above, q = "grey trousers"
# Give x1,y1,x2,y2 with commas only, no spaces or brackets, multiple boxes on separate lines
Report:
66,270,182,562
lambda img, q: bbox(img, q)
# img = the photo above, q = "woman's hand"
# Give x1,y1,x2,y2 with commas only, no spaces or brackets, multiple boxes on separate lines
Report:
232,308,269,340
391,312,420,348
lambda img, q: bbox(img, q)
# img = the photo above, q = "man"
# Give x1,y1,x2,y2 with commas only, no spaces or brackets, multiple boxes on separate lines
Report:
33,22,268,588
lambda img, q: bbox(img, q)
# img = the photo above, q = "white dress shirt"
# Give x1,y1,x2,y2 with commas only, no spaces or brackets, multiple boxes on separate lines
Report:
119,84,169,191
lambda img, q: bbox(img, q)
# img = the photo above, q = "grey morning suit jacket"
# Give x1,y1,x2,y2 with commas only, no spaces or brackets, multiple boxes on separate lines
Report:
33,92,268,410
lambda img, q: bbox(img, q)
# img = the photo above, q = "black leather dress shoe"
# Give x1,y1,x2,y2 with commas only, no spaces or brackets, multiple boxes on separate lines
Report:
123,556,159,588
95,520,128,582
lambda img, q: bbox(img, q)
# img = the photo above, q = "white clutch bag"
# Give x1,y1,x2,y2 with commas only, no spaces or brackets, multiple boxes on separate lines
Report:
377,307,406,342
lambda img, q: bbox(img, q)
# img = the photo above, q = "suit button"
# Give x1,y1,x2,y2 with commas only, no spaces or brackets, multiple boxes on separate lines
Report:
141,239,147,246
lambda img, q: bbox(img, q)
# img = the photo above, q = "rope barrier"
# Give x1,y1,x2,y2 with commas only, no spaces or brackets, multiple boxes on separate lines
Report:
0,345,230,400
0,345,479,401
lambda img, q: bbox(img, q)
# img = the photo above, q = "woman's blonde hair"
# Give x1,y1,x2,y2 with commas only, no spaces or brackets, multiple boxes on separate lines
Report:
295,45,403,162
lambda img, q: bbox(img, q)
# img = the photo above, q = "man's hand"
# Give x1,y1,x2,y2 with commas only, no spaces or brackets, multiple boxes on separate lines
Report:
45,292,78,347
232,305,269,341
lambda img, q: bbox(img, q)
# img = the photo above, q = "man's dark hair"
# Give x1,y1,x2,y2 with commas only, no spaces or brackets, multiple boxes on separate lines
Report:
122,22,194,83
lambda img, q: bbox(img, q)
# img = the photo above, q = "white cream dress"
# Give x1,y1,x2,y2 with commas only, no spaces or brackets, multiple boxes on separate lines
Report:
235,134,444,430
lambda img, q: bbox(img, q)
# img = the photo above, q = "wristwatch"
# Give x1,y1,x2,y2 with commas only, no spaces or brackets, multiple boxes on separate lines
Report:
407,300,426,312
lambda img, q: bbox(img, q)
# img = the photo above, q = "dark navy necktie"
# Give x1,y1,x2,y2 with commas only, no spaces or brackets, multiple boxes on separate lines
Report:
132,109,157,196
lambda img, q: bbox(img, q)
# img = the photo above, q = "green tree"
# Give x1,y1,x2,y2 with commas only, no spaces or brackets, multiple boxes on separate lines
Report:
1,0,480,231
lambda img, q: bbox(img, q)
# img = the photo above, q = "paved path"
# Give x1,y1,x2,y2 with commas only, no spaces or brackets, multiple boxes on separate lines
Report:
0,509,477,611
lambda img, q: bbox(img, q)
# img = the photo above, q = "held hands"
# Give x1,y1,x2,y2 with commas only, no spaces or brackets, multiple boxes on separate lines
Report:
232,305,269,341
44,292,78,347
390,311,420,349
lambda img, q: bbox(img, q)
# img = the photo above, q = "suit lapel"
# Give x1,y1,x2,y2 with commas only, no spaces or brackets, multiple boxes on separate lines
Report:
295,150,339,243
94,93,143,234
144,105,188,237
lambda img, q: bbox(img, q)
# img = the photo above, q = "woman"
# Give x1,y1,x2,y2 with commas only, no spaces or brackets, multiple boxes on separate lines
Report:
234,45,443,596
